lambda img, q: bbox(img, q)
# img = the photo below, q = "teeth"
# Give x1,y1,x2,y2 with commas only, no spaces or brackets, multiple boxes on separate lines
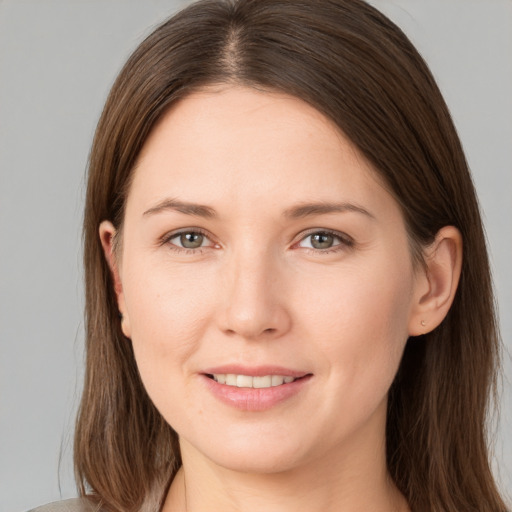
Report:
237,375,253,387
212,374,298,388
226,374,237,386
253,376,271,388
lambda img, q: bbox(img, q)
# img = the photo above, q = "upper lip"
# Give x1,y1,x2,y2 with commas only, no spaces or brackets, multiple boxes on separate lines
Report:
202,365,310,378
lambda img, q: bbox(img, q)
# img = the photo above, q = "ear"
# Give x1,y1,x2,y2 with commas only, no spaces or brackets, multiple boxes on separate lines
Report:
99,220,131,339
408,226,463,336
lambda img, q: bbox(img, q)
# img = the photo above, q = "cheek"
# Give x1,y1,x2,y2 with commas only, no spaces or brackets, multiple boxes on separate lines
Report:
122,259,218,395
296,256,414,391
126,255,215,336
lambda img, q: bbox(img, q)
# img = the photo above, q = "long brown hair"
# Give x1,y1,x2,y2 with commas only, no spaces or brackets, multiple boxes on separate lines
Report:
76,1,508,510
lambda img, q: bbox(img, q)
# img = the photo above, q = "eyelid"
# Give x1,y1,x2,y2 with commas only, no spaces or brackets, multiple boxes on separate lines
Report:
159,227,353,254
293,228,354,252
160,227,218,250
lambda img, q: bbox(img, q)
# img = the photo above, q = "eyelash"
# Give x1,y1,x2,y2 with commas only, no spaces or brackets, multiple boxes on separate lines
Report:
160,228,354,255
296,229,354,254
160,228,214,255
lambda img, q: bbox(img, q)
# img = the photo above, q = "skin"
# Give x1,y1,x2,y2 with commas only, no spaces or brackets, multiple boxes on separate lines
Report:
100,86,462,512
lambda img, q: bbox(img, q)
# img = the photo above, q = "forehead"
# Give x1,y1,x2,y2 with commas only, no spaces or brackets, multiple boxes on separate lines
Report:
127,86,393,218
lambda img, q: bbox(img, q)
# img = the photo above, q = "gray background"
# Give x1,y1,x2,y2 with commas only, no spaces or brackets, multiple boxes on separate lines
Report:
0,0,510,510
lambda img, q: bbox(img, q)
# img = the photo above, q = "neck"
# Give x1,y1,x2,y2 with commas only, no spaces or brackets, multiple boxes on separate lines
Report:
163,408,409,512
166,461,407,512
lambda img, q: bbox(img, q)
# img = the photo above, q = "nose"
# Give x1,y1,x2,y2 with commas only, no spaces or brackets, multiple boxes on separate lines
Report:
217,248,292,341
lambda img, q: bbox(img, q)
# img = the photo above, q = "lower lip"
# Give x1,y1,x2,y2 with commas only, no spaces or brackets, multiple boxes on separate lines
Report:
201,375,312,412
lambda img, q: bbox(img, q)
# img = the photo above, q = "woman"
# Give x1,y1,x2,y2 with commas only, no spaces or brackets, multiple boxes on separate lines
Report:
31,0,508,511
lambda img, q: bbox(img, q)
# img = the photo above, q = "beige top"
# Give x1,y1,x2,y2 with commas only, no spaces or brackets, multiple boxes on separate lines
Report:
28,499,101,512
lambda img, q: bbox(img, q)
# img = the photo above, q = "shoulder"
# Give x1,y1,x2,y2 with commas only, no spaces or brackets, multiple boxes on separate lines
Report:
27,498,101,512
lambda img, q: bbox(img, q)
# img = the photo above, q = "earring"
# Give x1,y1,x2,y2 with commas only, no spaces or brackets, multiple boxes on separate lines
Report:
421,320,426,326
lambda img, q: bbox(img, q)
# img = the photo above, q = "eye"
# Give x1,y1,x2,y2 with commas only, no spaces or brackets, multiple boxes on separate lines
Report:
174,232,207,249
163,229,215,251
297,230,352,252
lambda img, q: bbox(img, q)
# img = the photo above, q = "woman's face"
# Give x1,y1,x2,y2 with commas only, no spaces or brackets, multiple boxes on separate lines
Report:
105,86,424,474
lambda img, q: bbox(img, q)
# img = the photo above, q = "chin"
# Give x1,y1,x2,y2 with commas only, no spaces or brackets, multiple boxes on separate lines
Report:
181,429,313,475
211,449,307,475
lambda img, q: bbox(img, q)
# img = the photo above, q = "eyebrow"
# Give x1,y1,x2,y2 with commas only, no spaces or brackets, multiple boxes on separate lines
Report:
283,201,375,220
143,198,375,220
143,198,217,218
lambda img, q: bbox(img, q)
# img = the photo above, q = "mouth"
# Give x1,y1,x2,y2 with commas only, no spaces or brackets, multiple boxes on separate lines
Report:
205,373,303,388
201,366,312,410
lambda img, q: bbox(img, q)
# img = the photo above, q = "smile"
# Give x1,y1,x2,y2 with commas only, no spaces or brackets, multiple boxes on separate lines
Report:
202,370,312,411
209,374,296,388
